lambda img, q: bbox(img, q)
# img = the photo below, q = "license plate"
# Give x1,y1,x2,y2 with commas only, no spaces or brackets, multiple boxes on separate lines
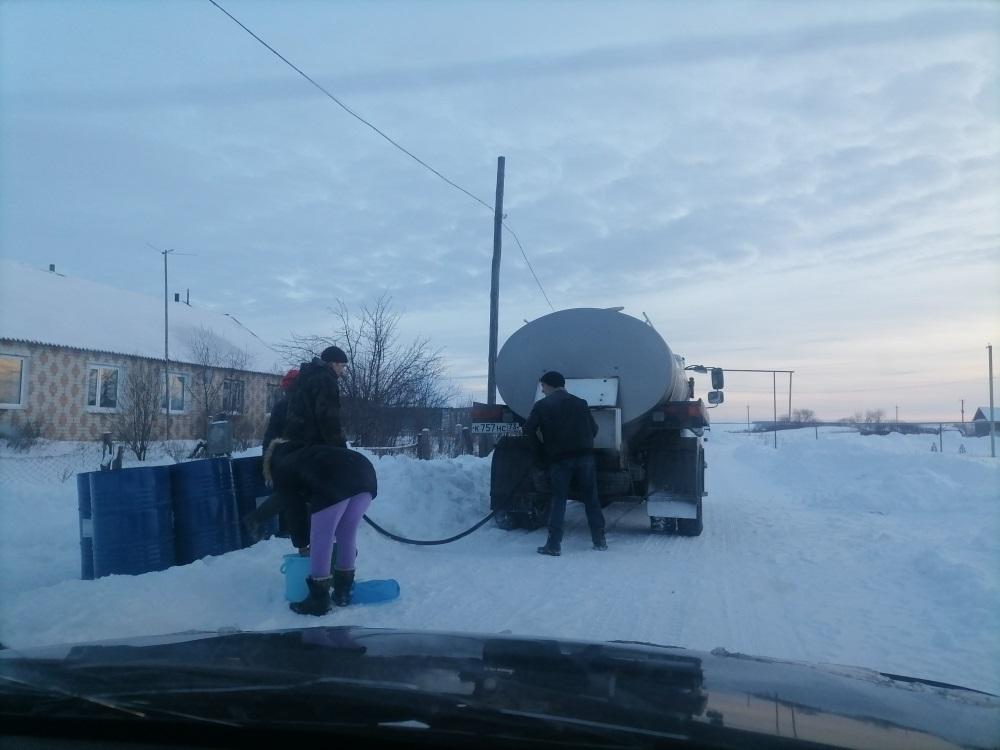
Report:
471,422,522,434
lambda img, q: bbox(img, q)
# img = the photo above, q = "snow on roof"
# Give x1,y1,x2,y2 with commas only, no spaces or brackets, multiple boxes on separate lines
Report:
0,259,282,374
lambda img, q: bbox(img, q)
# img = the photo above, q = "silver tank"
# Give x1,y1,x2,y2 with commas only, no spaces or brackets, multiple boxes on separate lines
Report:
495,308,689,426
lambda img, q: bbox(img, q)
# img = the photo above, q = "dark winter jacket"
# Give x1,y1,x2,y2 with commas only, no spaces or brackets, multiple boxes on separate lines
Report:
262,397,289,453
282,358,347,448
522,388,598,463
271,441,378,515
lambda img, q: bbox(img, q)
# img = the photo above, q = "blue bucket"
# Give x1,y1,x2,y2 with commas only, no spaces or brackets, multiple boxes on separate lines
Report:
170,458,241,565
281,553,310,603
90,465,175,578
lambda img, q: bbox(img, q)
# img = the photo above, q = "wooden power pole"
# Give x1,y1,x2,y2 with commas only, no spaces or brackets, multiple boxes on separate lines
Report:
487,156,505,406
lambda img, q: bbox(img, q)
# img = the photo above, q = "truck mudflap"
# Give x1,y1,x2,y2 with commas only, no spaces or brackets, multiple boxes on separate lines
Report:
647,493,699,519
643,433,705,536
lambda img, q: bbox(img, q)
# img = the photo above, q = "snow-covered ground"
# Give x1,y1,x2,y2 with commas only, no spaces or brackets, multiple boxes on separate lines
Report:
1,428,997,694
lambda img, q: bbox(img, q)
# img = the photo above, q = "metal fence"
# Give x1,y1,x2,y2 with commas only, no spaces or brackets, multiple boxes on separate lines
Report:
717,421,993,456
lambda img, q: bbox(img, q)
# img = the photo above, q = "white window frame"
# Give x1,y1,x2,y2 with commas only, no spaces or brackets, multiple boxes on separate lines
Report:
0,354,28,409
222,378,245,415
265,382,280,415
85,363,122,413
161,372,190,414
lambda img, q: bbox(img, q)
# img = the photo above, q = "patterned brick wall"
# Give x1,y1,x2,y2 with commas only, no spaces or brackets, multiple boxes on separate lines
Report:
0,340,280,442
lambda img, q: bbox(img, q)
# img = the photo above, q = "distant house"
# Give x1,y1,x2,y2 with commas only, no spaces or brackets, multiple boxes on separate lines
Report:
0,260,283,442
971,407,998,437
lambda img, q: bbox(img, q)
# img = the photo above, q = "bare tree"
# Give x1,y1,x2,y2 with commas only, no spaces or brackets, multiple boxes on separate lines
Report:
792,408,816,423
278,294,457,447
864,409,885,425
181,325,253,435
113,358,161,460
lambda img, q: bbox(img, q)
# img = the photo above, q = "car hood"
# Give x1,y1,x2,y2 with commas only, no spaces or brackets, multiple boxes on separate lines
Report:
1,626,997,749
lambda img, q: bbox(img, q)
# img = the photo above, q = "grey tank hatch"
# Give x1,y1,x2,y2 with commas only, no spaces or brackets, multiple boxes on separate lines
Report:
495,307,688,424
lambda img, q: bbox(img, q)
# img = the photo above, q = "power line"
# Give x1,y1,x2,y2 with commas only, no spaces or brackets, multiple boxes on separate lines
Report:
206,0,554,312
207,0,492,210
503,223,553,310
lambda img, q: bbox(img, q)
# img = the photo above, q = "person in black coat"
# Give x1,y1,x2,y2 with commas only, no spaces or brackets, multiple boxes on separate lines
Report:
283,348,348,448
266,346,379,616
523,371,607,555
241,369,307,548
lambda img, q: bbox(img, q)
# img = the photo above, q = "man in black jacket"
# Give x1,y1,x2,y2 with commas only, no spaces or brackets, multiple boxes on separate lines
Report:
523,371,607,555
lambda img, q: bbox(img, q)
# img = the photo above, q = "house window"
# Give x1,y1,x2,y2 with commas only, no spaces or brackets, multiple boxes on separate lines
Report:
0,355,27,408
161,373,189,414
222,379,245,415
86,365,121,411
266,383,280,413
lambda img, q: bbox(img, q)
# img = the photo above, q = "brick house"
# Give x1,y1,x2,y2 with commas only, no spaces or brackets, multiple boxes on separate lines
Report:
0,260,283,442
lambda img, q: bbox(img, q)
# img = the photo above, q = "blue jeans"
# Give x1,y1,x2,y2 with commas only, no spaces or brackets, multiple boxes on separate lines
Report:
547,455,605,545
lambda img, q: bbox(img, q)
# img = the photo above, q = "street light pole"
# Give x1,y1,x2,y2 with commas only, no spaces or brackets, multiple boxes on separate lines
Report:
725,369,794,448
989,344,995,459
772,371,777,448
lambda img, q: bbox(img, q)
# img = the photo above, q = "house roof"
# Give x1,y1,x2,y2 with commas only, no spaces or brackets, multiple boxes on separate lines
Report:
0,259,282,374
972,407,998,421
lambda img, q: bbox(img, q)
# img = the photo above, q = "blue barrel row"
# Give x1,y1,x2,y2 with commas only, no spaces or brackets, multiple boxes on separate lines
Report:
77,456,279,580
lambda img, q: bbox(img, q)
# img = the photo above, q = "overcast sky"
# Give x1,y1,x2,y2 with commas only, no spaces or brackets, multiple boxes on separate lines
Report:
1,0,997,422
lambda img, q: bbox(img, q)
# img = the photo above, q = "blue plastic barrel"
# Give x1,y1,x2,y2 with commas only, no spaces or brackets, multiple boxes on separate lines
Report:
231,456,278,547
170,458,241,565
90,466,175,578
76,471,96,580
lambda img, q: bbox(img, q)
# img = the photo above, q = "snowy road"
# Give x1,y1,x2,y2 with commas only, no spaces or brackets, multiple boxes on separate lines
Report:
1,427,997,695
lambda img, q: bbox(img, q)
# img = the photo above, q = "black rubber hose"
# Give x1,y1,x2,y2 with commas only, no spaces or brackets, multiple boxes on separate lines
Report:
362,511,495,546
361,465,536,546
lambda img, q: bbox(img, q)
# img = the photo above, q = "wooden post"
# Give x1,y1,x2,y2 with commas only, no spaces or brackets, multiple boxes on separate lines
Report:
163,250,170,441
417,428,431,460
481,156,505,460
462,426,473,455
487,156,505,407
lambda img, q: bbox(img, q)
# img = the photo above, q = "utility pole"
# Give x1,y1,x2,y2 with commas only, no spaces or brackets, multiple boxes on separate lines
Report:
162,249,173,441
788,371,793,424
487,156,505,406
746,404,750,432
961,399,964,423
772,371,777,449
895,405,899,425
989,344,996,458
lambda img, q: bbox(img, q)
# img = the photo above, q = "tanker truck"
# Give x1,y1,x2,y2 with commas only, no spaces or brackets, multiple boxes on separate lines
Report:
472,308,724,536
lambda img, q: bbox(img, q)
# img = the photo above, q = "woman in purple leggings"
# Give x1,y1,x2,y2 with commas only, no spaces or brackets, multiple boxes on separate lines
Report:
265,440,378,616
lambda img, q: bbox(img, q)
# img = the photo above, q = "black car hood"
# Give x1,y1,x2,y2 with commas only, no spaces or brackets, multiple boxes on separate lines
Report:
1,626,997,749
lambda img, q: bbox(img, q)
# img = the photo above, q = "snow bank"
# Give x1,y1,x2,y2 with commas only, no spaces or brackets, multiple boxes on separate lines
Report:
1,428,997,695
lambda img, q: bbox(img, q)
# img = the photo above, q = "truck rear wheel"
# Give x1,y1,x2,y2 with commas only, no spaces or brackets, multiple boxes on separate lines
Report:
522,494,550,530
494,511,520,530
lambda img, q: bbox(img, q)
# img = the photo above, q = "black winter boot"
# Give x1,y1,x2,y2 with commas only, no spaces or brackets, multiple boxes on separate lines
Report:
290,576,332,616
332,568,356,607
537,537,561,556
